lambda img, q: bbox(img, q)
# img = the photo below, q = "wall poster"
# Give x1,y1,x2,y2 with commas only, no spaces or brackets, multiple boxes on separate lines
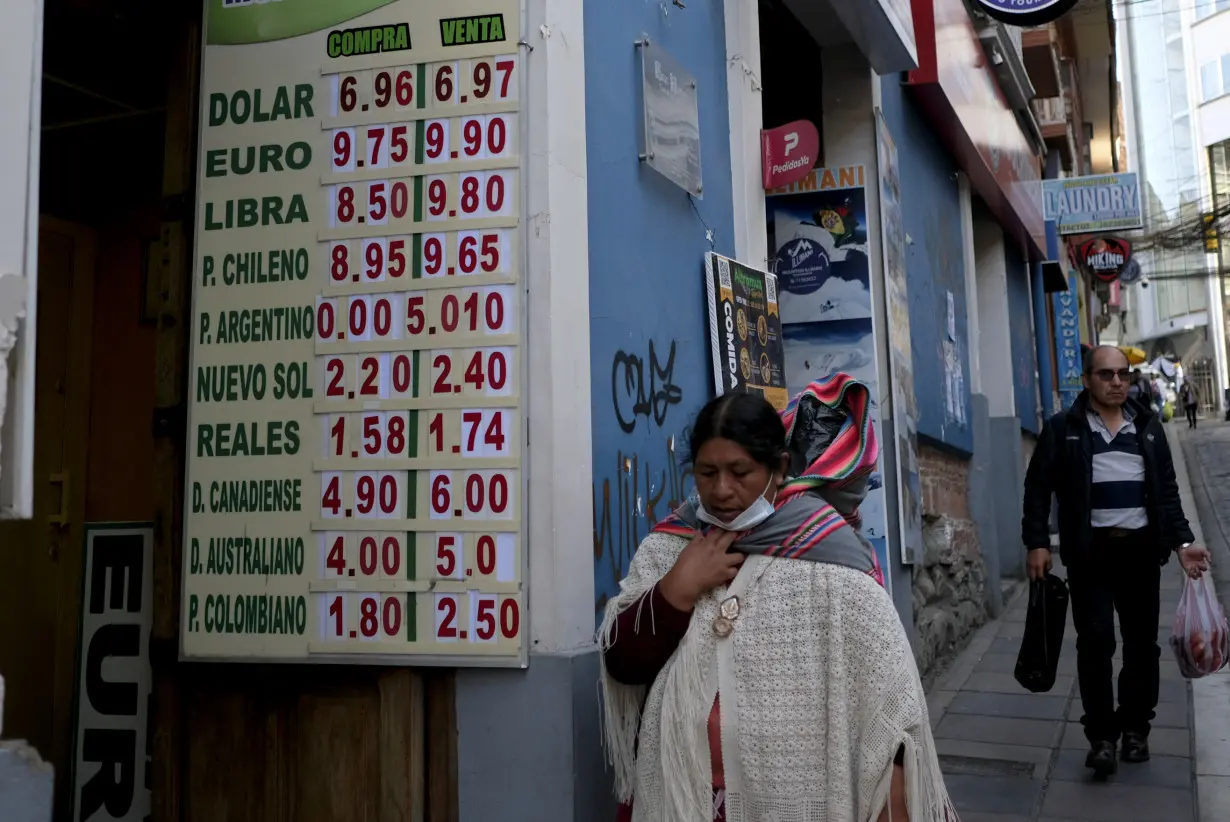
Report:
768,165,891,589
182,0,527,665
72,524,154,822
704,252,788,410
875,112,922,566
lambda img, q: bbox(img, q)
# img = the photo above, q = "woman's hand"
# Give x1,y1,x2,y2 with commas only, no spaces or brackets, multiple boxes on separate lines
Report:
658,528,742,611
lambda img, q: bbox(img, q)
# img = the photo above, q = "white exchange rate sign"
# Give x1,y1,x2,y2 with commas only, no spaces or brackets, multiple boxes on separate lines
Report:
181,0,526,665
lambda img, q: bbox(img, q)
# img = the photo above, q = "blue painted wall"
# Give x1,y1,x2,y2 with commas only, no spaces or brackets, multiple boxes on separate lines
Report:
1031,260,1054,419
879,77,974,454
585,1,735,614
1005,239,1041,433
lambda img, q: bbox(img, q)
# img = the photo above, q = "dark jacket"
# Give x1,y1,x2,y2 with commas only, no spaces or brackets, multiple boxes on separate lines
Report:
1021,391,1194,566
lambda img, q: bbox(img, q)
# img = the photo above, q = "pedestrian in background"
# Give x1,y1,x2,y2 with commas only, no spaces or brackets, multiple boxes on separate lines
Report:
1127,368,1144,402
1181,379,1200,429
1151,374,1168,418
1021,345,1211,777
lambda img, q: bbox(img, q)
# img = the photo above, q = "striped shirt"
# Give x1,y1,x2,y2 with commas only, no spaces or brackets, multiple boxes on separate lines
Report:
1086,407,1149,530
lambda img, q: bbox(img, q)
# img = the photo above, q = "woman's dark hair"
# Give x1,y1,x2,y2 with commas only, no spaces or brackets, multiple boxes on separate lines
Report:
685,392,787,470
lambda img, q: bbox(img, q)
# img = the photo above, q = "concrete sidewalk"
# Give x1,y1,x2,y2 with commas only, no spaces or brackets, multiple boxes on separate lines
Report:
923,423,1229,822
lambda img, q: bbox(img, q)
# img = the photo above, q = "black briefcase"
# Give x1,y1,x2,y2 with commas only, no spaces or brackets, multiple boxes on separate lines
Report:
1014,573,1070,693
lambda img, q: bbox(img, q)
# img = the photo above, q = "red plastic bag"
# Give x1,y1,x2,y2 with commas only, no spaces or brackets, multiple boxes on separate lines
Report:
1170,573,1230,678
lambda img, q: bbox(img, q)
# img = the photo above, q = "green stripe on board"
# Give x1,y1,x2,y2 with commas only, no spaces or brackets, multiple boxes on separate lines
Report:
406,531,416,580
413,175,424,224
406,593,416,641
412,350,422,397
405,469,417,519
414,119,425,165
407,410,419,457
416,63,426,110
411,232,422,279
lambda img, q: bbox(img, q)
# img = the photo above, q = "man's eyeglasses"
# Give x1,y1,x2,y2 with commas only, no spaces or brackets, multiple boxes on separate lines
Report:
1092,368,1132,383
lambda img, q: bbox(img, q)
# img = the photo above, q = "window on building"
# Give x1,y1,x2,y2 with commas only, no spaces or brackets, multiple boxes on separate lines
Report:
1220,0,1230,13
1198,0,1216,20
1203,62,1221,101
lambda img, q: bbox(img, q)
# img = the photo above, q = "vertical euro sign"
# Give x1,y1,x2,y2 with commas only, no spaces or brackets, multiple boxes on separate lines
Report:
784,132,799,156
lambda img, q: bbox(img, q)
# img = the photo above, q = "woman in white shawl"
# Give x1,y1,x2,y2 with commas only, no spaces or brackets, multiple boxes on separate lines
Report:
600,377,958,822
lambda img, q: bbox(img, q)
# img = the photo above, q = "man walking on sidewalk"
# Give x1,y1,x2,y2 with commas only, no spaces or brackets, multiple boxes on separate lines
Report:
1021,345,1211,778
1181,378,1200,429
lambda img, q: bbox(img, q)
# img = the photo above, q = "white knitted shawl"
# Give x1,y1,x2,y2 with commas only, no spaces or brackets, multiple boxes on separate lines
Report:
599,531,954,822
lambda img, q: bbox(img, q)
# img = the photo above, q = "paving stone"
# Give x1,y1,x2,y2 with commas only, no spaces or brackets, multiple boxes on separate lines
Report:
1041,779,1194,821
1159,678,1190,705
944,774,1041,816
1198,776,1230,822
1051,749,1193,788
989,637,1021,655
1060,722,1191,756
948,691,1070,721
934,738,1053,779
1154,699,1190,728
1058,698,1185,724
964,671,1074,695
935,714,1063,748
972,651,1079,678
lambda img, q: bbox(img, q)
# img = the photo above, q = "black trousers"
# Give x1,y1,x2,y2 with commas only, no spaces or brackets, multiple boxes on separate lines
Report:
1066,529,1161,744
1186,404,1198,427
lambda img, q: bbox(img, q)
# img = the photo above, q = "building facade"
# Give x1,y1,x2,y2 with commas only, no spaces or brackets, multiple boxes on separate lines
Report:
0,0,1115,820
1117,0,1227,412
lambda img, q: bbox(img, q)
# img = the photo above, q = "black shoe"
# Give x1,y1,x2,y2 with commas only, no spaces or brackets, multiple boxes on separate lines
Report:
1121,732,1150,763
1085,741,1118,777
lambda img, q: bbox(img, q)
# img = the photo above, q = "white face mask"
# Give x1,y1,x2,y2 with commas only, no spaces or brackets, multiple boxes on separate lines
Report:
694,476,779,531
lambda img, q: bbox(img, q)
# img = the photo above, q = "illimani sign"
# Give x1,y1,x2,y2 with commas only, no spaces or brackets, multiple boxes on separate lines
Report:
974,0,1078,26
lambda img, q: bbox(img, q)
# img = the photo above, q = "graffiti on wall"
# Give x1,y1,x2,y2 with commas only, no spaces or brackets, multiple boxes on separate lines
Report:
611,340,682,433
592,437,694,613
594,339,695,613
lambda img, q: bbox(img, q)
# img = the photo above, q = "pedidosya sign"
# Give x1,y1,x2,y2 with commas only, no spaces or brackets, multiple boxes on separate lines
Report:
974,0,1078,26
1082,237,1132,283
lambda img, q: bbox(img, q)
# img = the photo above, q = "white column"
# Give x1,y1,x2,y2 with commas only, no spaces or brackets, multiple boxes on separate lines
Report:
959,174,981,395
0,0,42,520
523,0,594,653
724,0,768,268
973,212,1016,418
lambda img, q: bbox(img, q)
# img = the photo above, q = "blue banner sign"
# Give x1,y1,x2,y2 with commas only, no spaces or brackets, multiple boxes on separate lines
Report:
1052,273,1083,392
1042,173,1143,235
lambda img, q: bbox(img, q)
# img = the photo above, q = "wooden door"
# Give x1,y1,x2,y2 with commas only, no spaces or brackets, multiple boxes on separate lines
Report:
0,218,96,817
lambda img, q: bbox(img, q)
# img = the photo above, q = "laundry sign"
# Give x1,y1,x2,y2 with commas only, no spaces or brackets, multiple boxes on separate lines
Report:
72,524,153,822
974,0,1078,26
1042,173,1143,235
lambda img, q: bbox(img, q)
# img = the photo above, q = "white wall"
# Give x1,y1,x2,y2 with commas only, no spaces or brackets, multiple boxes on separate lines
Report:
0,0,42,520
521,0,594,654
724,0,768,268
973,214,1015,418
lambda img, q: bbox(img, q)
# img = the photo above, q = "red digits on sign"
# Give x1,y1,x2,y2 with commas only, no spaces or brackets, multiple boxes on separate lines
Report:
472,61,491,98
331,244,349,281
423,236,443,275
460,175,480,214
337,186,355,223
360,596,379,637
326,535,346,574
477,535,496,575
